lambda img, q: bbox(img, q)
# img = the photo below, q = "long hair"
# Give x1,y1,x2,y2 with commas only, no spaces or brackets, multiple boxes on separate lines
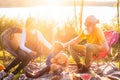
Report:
25,17,36,29
0,27,22,57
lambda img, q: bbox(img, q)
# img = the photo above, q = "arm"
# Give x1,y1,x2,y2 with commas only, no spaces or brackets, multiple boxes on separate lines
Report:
65,59,69,67
20,29,32,53
94,29,109,51
94,41,109,52
64,34,82,47
37,31,52,50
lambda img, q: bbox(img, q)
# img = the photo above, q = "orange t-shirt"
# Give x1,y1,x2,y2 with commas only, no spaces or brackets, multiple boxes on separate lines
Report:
80,27,106,45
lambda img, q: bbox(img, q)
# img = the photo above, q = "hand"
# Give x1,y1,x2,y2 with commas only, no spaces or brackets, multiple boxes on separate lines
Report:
29,51,37,58
64,43,68,47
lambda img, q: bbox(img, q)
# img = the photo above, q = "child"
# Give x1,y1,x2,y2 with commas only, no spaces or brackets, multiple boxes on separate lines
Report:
50,52,69,75
26,41,69,78
46,41,65,66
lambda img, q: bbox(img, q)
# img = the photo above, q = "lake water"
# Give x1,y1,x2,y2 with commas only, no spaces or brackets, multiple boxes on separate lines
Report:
0,6,117,24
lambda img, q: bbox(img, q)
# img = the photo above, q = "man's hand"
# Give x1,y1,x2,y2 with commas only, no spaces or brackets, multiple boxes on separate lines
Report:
29,51,37,59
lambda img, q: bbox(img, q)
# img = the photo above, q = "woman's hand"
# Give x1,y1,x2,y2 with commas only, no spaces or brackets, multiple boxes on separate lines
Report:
29,51,37,59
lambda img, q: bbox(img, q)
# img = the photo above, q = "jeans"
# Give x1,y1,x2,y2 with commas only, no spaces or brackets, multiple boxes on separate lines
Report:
46,53,56,66
4,48,34,75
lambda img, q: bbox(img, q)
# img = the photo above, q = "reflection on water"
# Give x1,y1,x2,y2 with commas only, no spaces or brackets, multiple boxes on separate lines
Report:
0,6,117,23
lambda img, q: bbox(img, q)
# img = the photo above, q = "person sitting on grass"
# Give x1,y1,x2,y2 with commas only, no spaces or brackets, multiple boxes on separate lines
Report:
26,41,69,78
64,15,109,73
0,17,52,80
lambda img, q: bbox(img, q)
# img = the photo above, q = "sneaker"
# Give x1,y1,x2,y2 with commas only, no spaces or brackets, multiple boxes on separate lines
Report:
3,73,14,80
0,70,6,79
19,74,27,80
77,63,83,69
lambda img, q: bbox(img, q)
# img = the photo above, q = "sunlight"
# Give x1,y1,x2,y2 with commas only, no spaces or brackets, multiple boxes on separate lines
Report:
0,6,116,26
0,6,74,24
27,6,74,23
43,0,65,6
0,0,117,28
0,1,119,80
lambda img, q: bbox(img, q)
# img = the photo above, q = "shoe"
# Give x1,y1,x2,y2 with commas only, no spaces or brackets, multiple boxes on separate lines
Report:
19,74,27,80
77,63,83,69
53,68,63,75
78,64,89,73
26,66,50,78
0,70,6,79
3,73,14,80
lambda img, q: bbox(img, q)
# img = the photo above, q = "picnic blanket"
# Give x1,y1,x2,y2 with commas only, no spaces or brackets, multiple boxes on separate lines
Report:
19,62,120,80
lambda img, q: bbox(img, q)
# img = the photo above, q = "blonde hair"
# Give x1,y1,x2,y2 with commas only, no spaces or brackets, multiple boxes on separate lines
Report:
52,41,64,51
25,17,37,29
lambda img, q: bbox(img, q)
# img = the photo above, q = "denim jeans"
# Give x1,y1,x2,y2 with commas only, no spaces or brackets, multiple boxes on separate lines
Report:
46,53,56,66
4,48,33,75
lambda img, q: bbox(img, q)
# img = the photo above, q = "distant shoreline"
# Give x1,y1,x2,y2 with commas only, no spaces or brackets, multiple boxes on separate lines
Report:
0,1,117,7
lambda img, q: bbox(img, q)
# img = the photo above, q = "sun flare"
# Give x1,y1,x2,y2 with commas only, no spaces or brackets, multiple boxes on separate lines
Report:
0,0,117,26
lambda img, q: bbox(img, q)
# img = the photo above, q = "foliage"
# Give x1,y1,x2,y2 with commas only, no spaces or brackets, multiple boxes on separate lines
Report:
37,19,56,43
101,16,120,32
54,19,78,43
0,16,24,34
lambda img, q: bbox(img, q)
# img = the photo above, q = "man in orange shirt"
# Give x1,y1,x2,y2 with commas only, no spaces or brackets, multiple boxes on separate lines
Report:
65,15,109,73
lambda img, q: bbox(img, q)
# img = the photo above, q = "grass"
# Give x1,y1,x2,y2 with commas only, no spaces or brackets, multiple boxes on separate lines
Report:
116,62,120,70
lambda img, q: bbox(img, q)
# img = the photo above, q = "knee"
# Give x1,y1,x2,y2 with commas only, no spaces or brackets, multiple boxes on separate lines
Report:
68,46,75,54
86,43,93,51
